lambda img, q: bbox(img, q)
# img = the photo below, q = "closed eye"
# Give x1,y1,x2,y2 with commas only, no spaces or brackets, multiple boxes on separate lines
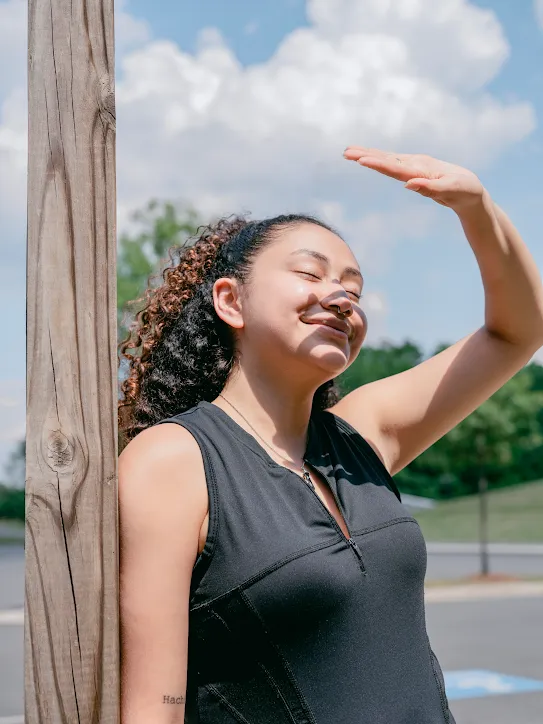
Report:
297,271,321,280
295,271,362,301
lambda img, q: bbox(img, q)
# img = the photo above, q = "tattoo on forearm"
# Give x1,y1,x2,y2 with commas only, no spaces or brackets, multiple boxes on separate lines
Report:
163,694,185,704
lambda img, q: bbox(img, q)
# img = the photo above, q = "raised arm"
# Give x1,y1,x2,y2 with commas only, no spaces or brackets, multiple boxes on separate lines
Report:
329,148,543,477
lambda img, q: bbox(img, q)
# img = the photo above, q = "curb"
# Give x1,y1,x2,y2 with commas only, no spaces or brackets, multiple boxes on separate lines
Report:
424,581,543,603
2,582,543,624
426,542,543,556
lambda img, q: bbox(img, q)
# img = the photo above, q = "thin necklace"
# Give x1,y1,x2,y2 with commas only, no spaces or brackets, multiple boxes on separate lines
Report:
217,393,315,490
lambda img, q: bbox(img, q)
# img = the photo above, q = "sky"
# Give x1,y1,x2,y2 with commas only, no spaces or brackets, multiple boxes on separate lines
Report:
1,0,543,478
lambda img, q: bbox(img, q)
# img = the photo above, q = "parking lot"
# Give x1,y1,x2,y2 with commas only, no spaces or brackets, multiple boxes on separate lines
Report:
1,542,542,722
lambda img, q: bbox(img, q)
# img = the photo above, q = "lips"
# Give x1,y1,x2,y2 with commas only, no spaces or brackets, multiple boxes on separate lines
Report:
303,317,352,340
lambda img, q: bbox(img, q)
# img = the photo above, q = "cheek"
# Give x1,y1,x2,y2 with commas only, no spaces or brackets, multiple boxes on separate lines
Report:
244,281,301,329
352,308,368,345
271,278,310,310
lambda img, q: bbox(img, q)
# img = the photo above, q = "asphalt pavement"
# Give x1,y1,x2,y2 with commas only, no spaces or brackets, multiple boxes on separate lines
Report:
425,542,543,581
426,595,543,724
1,542,542,722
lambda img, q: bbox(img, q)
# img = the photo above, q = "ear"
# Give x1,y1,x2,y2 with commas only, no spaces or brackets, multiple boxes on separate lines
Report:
212,277,245,330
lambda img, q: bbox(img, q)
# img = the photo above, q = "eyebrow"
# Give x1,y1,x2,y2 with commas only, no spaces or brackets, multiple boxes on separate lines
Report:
288,248,364,284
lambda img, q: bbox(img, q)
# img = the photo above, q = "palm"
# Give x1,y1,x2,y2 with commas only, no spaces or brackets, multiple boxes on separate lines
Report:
344,146,484,211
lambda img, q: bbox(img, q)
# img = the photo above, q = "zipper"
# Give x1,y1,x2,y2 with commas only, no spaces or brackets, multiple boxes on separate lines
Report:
298,464,367,575
346,538,366,571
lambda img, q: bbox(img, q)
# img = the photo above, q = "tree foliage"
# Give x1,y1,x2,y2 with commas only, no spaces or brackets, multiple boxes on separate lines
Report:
117,199,201,342
402,367,543,497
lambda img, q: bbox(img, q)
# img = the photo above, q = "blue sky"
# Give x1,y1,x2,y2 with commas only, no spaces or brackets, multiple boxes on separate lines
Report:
1,0,543,476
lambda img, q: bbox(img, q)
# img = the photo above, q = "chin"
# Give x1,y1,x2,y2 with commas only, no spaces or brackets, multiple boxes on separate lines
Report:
307,350,351,376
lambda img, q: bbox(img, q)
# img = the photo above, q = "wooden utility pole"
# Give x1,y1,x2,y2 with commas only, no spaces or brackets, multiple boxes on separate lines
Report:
25,0,119,721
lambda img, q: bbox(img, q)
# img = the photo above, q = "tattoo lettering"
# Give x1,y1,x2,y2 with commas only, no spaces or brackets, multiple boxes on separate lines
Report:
163,694,185,704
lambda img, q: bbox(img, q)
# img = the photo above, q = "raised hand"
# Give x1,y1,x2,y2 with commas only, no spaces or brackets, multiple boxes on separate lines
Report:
344,146,485,213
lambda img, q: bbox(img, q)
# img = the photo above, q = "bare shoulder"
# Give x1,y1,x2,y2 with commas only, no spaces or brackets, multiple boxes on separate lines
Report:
119,420,204,471
118,422,209,548
325,393,393,475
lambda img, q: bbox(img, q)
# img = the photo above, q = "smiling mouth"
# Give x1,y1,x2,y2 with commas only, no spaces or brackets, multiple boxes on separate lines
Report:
303,321,349,340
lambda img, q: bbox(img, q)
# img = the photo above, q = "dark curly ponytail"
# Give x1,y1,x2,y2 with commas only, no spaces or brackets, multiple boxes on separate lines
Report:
117,212,344,452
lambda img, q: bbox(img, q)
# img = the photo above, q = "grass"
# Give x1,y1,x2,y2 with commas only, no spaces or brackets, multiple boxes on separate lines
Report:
411,479,543,543
2,480,543,544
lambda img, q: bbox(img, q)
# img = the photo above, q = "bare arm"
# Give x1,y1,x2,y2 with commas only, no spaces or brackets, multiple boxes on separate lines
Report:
333,149,543,478
118,424,208,723
457,190,543,345
333,327,539,476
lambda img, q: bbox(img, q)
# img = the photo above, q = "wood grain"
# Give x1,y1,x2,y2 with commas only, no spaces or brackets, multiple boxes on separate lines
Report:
26,0,119,720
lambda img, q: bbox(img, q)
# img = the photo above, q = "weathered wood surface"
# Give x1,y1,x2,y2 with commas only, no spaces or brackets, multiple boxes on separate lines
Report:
26,0,119,720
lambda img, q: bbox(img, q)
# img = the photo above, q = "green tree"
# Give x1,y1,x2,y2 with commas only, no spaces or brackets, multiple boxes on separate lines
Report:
1,439,25,489
406,367,543,497
510,360,543,481
117,199,202,342
0,440,26,520
337,339,424,393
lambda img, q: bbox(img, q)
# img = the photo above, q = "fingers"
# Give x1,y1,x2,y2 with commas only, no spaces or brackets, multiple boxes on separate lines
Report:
404,178,455,206
344,146,396,160
343,146,394,157
406,176,454,196
354,155,412,182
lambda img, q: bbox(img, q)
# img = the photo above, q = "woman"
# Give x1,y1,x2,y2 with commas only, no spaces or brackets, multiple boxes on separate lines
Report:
117,147,543,723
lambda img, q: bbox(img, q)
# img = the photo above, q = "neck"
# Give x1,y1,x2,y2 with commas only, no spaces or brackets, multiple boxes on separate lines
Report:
212,363,323,462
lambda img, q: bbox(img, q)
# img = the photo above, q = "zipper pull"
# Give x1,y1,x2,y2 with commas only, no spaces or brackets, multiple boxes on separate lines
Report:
347,538,362,559
348,538,367,574
302,468,315,489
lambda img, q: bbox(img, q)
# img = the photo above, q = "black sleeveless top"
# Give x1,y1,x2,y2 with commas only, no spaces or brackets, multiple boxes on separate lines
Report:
155,400,456,724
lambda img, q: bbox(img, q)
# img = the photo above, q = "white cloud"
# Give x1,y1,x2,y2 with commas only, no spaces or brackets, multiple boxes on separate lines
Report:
115,0,152,51
308,0,510,91
535,0,543,29
0,1,27,249
0,87,27,225
0,0,152,248
0,0,25,98
2,0,537,258
316,198,438,272
113,0,534,235
0,378,25,481
0,0,540,468
532,340,543,364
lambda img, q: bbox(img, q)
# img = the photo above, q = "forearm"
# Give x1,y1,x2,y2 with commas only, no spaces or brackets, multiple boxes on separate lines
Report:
456,189,543,347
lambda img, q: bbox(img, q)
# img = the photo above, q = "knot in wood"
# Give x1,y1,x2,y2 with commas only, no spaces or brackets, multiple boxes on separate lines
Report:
47,431,73,471
102,91,116,119
98,77,116,128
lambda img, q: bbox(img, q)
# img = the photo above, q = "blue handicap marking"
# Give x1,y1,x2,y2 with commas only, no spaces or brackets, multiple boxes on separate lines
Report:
444,670,543,700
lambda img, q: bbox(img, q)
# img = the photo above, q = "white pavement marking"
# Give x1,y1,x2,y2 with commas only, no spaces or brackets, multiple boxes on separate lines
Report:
425,581,543,603
2,582,543,625
426,542,543,556
0,609,24,625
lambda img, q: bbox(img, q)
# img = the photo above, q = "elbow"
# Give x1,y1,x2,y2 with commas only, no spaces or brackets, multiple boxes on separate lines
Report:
485,325,543,352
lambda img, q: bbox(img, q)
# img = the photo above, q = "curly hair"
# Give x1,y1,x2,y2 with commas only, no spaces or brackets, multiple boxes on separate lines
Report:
117,212,346,452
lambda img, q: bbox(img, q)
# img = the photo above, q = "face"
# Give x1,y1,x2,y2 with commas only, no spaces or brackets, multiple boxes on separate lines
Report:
213,222,368,384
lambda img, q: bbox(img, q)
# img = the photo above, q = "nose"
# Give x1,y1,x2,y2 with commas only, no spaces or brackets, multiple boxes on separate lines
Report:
325,296,354,318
